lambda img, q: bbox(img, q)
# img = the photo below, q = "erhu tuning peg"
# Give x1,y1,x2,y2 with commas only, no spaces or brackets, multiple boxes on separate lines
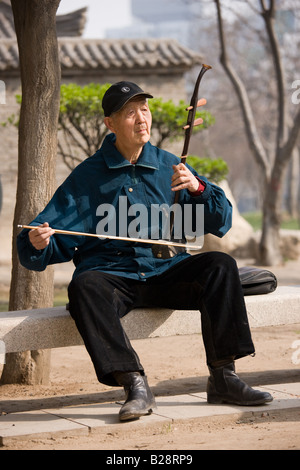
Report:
185,98,207,111
193,117,203,126
182,117,203,130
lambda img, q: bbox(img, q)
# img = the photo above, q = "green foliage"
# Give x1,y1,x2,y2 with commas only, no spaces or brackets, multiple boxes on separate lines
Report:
59,82,110,118
187,155,228,183
1,94,21,128
243,212,300,231
3,82,217,173
58,83,111,169
58,83,215,168
1,114,18,127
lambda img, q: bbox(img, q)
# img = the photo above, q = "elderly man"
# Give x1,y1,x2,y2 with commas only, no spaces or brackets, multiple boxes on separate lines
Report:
17,81,272,421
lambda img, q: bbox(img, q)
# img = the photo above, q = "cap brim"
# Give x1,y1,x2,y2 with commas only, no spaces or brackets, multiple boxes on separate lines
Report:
112,92,153,115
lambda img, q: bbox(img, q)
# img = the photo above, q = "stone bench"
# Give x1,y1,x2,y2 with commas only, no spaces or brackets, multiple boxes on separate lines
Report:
0,286,300,362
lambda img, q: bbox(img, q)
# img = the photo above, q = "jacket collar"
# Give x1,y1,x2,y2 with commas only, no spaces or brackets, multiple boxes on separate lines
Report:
102,133,159,170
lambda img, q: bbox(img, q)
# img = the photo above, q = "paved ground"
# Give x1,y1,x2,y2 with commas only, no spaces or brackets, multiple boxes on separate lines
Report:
0,382,299,449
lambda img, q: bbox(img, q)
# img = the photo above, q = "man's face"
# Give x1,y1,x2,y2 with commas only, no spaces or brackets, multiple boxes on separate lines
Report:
105,98,152,148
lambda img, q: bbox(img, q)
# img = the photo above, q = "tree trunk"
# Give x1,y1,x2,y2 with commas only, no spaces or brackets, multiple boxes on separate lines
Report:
0,0,61,385
259,172,283,266
286,148,300,219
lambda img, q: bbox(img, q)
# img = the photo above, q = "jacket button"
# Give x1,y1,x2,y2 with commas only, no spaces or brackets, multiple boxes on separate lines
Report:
128,187,133,192
140,272,145,276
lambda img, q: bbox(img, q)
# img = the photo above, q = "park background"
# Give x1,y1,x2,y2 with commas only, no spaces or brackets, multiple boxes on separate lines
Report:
0,0,299,450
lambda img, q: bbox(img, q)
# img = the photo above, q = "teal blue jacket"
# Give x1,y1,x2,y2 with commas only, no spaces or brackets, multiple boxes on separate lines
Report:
17,134,232,280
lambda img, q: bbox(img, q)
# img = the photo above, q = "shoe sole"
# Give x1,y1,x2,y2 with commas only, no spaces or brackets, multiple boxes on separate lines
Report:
207,396,274,406
119,407,155,422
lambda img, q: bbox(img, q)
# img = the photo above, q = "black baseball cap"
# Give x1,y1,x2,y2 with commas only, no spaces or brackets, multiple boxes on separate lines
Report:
102,81,153,117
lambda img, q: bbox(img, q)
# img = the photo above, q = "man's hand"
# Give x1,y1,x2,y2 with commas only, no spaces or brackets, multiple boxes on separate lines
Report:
171,163,199,193
28,222,55,250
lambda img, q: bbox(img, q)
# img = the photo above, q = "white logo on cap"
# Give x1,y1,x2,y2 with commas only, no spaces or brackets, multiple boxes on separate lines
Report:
121,86,130,93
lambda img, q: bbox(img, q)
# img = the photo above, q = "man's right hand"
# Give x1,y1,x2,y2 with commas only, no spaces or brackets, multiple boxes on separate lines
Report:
28,222,55,250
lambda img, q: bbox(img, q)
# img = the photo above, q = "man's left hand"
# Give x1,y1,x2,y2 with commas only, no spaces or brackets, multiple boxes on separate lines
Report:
171,163,199,193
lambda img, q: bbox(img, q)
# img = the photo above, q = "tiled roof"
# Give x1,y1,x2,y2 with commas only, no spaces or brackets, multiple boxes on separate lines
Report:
0,0,15,39
0,37,202,75
0,2,201,76
59,38,202,72
0,1,87,39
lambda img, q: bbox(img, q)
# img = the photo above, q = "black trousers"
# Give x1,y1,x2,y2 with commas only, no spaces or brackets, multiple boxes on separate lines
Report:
68,251,255,386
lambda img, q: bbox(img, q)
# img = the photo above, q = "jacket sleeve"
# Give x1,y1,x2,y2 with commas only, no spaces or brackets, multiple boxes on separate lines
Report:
17,185,85,272
184,166,233,238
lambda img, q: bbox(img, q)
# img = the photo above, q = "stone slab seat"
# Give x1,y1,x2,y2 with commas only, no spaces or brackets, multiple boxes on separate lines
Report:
0,286,299,360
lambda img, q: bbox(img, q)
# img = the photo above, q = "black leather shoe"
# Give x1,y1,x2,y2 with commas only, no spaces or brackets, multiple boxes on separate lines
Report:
207,362,273,406
114,371,157,421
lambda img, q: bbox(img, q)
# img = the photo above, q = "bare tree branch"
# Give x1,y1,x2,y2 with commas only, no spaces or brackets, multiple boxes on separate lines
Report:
260,0,287,151
214,0,300,265
215,0,270,177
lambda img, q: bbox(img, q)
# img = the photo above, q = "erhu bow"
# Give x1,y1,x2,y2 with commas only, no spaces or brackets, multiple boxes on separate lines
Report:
17,225,200,250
